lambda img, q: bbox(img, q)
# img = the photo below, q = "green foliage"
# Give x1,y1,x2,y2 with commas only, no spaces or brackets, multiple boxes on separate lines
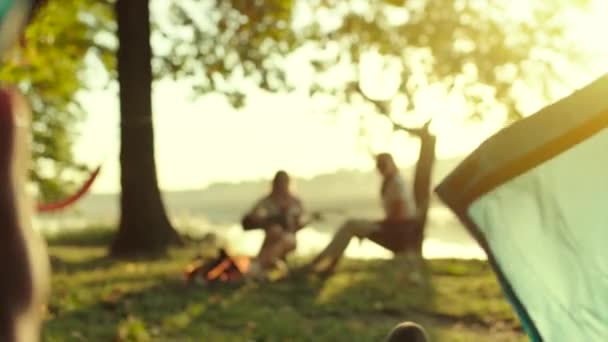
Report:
159,0,297,107
8,0,594,196
0,0,114,201
4,0,297,195
300,0,597,127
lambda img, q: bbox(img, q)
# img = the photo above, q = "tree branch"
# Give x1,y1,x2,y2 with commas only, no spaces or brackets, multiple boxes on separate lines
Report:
356,81,432,137
380,110,432,138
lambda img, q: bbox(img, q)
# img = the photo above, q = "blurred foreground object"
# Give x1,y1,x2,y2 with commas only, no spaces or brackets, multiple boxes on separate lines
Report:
0,1,50,341
0,87,50,341
385,322,429,342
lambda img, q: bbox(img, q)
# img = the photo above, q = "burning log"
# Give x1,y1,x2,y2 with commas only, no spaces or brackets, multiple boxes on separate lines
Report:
184,248,251,285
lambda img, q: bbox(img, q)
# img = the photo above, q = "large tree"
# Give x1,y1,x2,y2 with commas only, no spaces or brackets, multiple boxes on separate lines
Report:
294,0,597,255
0,0,295,196
2,0,297,255
110,0,298,256
109,0,181,256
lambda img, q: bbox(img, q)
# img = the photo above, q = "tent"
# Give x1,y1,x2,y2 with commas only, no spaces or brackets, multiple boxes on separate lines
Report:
436,74,608,341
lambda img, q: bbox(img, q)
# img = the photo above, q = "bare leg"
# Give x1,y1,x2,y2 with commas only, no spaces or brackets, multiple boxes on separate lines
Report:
275,232,296,260
256,225,284,268
309,219,380,273
261,232,296,268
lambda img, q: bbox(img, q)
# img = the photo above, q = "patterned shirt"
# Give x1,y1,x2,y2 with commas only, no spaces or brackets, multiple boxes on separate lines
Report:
252,195,303,226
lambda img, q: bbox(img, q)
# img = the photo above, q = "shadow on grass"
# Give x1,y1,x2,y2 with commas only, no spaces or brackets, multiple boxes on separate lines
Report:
45,226,116,247
44,247,524,341
44,255,432,341
50,254,117,275
308,258,438,340
46,227,194,274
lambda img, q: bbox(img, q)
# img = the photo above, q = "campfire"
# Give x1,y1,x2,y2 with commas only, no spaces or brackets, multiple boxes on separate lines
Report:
184,248,251,284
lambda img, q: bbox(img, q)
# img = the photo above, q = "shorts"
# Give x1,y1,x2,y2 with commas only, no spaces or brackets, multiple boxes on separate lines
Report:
368,219,423,253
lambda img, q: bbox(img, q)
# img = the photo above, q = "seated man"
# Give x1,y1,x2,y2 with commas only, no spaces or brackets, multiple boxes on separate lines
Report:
242,170,315,276
307,122,434,276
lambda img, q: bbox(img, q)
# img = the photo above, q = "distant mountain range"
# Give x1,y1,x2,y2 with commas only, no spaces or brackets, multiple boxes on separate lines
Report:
58,157,464,224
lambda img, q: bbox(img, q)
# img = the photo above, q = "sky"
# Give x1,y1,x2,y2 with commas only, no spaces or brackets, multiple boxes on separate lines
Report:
71,0,608,194
73,79,502,194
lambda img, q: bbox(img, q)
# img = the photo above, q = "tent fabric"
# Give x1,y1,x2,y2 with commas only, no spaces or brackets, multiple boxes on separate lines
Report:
436,73,608,342
0,0,32,54
437,74,608,210
0,1,18,21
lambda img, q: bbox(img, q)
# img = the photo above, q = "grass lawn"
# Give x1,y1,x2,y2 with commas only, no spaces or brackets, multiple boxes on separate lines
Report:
43,229,526,341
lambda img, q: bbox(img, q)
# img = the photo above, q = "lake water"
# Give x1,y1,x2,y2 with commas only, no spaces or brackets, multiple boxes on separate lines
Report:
34,205,486,260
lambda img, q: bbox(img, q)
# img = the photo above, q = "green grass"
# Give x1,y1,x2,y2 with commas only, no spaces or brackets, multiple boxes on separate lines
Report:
45,226,116,247
43,230,527,341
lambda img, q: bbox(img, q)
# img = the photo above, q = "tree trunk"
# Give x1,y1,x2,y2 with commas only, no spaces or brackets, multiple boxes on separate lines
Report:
110,0,181,257
411,132,437,256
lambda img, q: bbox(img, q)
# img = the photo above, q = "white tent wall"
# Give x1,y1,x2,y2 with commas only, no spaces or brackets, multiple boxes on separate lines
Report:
469,127,608,341
436,73,608,342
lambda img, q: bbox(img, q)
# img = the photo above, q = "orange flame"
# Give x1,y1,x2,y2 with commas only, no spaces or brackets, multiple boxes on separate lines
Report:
185,254,251,284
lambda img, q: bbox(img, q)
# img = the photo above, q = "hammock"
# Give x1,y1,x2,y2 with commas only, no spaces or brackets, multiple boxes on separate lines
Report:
36,165,101,213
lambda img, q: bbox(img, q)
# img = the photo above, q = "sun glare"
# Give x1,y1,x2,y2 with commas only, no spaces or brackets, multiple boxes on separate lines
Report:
562,0,608,70
76,0,608,194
